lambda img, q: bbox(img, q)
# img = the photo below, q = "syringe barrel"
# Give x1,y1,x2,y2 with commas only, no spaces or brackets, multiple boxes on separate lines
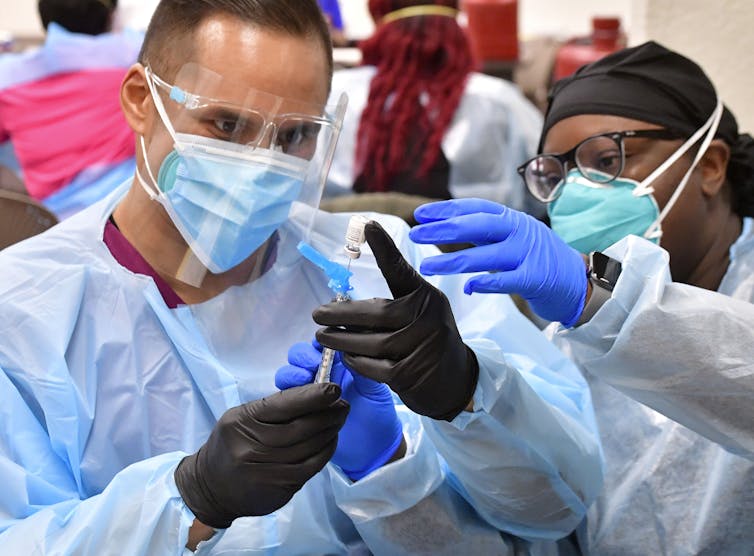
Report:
315,292,350,383
315,348,336,383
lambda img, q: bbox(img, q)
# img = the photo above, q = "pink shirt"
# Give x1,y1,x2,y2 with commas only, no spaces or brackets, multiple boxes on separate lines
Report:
0,24,143,199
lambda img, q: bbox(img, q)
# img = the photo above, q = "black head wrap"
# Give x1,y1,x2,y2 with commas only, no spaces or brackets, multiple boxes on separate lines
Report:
541,41,754,217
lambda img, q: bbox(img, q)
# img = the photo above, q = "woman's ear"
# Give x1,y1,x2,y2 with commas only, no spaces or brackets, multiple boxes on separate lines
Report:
699,139,730,198
120,64,153,137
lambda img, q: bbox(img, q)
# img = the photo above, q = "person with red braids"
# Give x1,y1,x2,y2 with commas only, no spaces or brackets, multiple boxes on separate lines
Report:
324,0,544,218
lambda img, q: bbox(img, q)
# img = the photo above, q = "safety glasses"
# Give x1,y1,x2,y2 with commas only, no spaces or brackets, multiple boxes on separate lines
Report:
148,69,335,161
518,128,685,202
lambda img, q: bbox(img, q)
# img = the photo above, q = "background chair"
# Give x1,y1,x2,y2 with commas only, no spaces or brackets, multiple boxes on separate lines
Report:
0,163,27,195
0,189,58,250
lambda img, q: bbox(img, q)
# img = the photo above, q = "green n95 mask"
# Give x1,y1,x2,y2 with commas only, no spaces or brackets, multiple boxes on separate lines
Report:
549,100,723,254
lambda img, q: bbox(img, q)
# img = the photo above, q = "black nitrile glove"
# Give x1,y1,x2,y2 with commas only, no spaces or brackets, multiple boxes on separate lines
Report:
314,221,479,422
174,383,348,529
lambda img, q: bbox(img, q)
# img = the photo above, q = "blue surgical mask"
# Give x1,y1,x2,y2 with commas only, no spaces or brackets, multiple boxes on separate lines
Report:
136,67,310,275
549,100,724,254
137,134,305,274
548,169,660,254
151,134,305,273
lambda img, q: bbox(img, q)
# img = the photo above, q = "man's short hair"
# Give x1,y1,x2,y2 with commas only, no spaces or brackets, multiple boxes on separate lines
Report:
138,0,333,82
38,0,118,36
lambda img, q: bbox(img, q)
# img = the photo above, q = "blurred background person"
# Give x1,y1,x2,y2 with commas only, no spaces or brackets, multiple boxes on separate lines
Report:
323,0,545,223
317,0,348,47
0,0,142,219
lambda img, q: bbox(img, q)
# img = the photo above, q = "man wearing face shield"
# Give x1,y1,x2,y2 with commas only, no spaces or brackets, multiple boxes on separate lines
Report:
0,0,605,554
410,41,754,553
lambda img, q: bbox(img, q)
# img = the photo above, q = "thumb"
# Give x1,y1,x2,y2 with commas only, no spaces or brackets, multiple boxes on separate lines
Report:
348,364,389,399
365,221,425,299
250,383,344,423
288,341,323,371
275,364,315,390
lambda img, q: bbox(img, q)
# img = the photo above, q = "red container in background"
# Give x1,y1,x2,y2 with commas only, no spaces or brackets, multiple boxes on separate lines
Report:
553,17,625,81
462,0,519,63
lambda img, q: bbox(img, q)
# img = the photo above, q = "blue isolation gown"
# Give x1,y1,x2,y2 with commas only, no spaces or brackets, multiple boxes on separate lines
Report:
550,221,754,554
0,185,601,554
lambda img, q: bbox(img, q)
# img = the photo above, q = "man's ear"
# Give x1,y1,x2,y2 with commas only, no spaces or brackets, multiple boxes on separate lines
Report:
699,139,730,198
120,63,153,136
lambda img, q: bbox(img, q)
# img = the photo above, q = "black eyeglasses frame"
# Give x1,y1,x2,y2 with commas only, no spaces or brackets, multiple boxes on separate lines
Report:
518,128,687,203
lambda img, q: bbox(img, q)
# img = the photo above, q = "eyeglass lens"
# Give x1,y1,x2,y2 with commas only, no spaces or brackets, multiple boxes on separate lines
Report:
178,105,323,160
574,135,623,183
524,155,565,202
525,134,624,201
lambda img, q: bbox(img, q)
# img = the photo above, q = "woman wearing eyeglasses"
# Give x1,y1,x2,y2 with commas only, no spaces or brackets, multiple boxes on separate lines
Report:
408,41,754,554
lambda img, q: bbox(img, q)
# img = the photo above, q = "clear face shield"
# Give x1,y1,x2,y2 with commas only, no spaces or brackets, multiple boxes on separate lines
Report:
136,62,347,287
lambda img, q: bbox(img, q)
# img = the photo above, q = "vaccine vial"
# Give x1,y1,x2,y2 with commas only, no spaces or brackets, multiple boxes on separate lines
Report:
344,215,369,260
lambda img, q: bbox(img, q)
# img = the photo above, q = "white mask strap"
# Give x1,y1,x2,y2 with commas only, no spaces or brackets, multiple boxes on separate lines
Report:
135,66,184,202
641,99,723,240
135,135,160,200
634,100,723,197
144,66,181,146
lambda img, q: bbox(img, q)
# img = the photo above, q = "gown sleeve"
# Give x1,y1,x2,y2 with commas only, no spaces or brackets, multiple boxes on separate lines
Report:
328,405,520,555
423,287,604,540
551,234,754,459
365,214,605,542
0,367,204,555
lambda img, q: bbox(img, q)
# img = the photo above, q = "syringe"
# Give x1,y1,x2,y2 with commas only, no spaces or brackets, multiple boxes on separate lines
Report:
315,289,350,383
296,215,369,383
316,215,369,383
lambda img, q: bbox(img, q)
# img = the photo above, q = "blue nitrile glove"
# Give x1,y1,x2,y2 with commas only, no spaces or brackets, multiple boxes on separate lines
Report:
409,198,588,327
276,341,404,480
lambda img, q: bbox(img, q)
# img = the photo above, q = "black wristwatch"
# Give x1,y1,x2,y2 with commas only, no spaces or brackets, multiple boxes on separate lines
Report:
574,251,622,327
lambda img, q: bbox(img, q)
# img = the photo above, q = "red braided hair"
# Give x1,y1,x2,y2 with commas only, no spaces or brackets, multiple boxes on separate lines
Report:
356,0,475,194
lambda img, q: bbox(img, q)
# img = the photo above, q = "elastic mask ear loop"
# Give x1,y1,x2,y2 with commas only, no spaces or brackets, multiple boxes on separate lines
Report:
135,135,160,200
135,67,184,201
641,100,724,241
144,66,181,146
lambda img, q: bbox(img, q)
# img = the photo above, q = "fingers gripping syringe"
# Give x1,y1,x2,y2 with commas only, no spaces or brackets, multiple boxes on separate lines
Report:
297,215,370,383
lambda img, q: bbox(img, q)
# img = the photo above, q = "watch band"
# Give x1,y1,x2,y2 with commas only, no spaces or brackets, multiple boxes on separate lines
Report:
574,251,622,327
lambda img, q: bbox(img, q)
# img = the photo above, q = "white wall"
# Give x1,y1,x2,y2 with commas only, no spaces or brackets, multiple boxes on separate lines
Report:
3,0,751,133
636,0,754,133
0,1,42,37
519,0,634,40
342,0,636,40
0,0,637,40
113,0,160,32
0,0,160,36
341,0,374,40
0,0,375,38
